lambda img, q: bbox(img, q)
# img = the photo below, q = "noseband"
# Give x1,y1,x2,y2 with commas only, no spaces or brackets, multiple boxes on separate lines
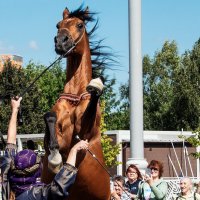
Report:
59,26,86,50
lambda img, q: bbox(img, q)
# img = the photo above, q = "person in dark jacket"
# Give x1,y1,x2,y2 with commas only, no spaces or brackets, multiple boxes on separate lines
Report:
125,164,143,199
1,97,89,200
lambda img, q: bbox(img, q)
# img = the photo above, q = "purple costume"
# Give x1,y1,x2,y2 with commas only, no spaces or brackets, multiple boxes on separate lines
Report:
1,143,77,200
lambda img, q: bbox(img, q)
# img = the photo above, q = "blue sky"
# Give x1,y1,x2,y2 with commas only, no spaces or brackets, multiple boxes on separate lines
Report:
0,0,200,89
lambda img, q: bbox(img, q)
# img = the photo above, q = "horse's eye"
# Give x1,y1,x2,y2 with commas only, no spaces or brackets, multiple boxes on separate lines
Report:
77,23,84,30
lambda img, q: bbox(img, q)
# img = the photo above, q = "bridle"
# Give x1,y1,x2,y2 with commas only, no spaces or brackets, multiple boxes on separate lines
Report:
57,19,86,53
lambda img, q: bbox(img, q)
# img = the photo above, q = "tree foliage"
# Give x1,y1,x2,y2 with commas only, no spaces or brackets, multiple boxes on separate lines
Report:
143,40,180,130
0,62,44,134
135,40,199,131
100,99,121,167
104,39,200,134
24,61,66,113
102,77,130,130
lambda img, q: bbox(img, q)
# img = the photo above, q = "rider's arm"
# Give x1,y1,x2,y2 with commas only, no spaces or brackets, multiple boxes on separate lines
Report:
7,97,22,144
66,139,88,167
50,140,89,197
1,97,22,200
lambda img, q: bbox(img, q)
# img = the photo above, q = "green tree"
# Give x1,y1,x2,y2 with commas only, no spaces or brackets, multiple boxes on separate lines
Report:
102,77,130,130
143,40,180,130
24,61,66,112
100,100,121,167
0,62,44,134
117,39,200,131
171,39,200,130
184,129,200,158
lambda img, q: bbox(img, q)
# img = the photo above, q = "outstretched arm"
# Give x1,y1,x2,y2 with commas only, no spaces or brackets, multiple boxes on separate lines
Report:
1,97,22,200
7,97,22,144
17,140,89,199
66,139,89,166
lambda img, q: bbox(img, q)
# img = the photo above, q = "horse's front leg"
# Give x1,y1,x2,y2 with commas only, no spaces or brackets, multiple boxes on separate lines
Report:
44,112,62,174
78,77,104,139
41,102,74,183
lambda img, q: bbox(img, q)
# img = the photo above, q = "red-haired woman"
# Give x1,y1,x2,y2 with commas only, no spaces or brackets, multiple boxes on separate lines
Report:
137,160,168,200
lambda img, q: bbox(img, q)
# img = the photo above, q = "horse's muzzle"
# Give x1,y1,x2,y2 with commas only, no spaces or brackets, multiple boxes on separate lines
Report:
54,31,74,55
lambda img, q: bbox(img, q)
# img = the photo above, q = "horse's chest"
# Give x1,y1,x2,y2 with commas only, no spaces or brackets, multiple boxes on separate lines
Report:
72,102,89,122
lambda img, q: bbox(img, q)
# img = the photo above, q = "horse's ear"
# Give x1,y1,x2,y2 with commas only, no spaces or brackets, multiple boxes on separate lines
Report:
84,6,89,18
63,7,70,19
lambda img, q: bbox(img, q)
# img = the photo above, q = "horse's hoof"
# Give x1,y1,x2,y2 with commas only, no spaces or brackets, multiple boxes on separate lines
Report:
48,149,63,174
86,77,104,96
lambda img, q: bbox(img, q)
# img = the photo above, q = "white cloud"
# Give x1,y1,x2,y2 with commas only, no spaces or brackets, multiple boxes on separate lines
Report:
29,40,38,50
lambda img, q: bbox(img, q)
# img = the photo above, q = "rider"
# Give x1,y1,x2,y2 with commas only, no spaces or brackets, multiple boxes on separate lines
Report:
1,96,89,200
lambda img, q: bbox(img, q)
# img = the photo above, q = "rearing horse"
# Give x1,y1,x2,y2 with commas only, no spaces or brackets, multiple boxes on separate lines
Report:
41,6,110,200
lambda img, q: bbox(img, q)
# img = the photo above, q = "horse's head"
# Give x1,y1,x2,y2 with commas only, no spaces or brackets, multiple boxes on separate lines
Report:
54,7,89,56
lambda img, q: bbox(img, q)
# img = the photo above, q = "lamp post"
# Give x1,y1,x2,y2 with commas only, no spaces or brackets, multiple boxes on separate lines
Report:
127,0,148,171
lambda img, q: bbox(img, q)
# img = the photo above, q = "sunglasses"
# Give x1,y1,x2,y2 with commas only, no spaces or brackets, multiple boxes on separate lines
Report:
150,167,159,171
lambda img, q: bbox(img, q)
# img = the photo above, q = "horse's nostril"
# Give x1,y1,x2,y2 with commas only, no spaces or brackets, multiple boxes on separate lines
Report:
63,36,68,43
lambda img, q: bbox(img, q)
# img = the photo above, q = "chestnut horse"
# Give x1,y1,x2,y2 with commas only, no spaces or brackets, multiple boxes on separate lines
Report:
41,6,111,200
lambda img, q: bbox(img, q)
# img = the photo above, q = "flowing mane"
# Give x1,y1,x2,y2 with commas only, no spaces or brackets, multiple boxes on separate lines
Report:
68,5,115,78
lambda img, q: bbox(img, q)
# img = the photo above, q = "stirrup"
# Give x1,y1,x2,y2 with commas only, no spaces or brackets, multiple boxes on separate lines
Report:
86,77,104,96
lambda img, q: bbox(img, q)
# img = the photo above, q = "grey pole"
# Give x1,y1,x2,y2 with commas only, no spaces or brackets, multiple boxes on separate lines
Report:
127,0,148,170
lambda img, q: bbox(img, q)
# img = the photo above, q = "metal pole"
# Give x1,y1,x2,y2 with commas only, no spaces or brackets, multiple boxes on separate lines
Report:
171,142,184,176
168,154,179,179
183,139,188,176
127,0,148,170
185,146,194,178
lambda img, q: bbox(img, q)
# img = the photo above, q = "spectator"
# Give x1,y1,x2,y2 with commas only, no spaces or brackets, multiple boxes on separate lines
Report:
196,181,200,195
111,175,130,200
26,139,35,150
137,160,168,200
172,177,200,200
125,164,143,199
0,97,89,200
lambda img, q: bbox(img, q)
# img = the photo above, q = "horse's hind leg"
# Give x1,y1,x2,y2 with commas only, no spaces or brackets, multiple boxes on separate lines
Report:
78,77,104,139
44,112,62,173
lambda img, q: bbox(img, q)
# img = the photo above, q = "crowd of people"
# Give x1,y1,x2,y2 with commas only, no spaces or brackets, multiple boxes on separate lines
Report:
110,161,200,200
110,160,168,200
109,147,200,199
0,97,200,200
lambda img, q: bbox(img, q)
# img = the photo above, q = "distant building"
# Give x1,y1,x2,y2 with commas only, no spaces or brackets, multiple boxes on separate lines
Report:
106,130,200,179
0,54,23,72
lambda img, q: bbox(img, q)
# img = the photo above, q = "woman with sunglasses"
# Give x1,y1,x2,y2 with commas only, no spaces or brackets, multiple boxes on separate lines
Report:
125,164,143,199
137,160,168,200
